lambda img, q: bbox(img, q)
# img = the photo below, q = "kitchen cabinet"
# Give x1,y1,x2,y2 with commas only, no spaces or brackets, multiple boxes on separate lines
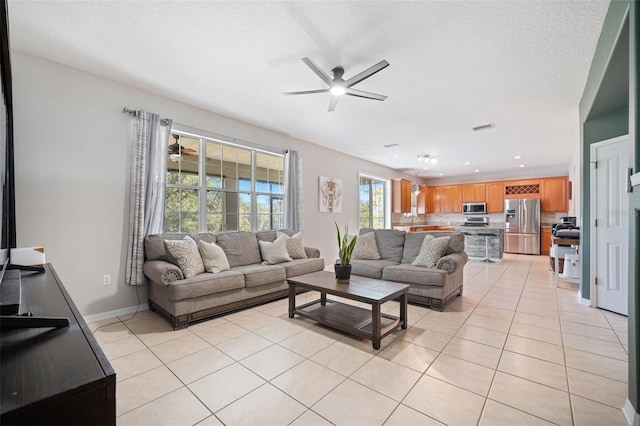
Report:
392,178,412,213
417,186,432,214
541,177,568,212
462,184,486,202
432,185,462,213
486,182,504,213
409,226,454,232
541,227,552,255
503,179,543,199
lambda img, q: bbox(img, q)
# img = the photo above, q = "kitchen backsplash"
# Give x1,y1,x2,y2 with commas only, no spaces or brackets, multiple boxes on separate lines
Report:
392,211,569,227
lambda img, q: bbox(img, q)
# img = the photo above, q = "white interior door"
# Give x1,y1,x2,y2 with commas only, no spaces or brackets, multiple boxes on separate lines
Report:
591,136,631,315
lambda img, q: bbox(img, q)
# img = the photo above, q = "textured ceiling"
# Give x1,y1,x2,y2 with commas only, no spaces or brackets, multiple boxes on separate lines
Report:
8,1,610,179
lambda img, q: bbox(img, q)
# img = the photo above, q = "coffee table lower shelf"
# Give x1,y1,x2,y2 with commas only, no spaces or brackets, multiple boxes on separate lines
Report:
292,299,400,347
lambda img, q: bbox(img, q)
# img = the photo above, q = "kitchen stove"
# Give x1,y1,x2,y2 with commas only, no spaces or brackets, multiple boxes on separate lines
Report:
462,216,489,227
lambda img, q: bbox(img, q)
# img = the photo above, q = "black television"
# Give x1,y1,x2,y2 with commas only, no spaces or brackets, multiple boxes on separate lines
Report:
0,0,15,277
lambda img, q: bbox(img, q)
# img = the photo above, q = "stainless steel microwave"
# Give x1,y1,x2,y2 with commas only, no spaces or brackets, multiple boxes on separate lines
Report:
462,202,486,215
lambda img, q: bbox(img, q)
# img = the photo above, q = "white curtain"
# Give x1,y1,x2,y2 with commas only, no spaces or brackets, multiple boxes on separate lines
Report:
125,111,172,286
284,150,303,232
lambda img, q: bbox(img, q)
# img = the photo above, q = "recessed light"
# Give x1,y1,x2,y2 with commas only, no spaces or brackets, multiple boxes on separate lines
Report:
393,154,399,158
439,173,444,176
474,169,480,173
464,162,471,165
514,155,522,159
423,167,429,170
519,164,526,168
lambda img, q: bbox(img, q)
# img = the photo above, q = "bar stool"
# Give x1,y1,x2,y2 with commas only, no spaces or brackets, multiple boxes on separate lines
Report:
478,232,495,263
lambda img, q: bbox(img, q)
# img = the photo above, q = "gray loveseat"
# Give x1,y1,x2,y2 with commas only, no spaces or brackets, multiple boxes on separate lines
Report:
351,229,468,310
143,229,325,329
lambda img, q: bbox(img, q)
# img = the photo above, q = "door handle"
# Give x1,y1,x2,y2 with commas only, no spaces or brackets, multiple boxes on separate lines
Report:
627,168,634,193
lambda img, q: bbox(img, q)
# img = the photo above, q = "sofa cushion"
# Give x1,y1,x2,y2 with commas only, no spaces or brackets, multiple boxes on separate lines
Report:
231,264,287,288
382,264,448,287
412,235,451,268
215,231,262,267
351,259,400,279
164,236,205,278
352,231,381,260
277,231,307,259
145,233,187,261
401,232,428,264
197,240,230,273
360,228,405,263
259,235,293,265
445,232,465,254
166,270,245,301
281,258,326,277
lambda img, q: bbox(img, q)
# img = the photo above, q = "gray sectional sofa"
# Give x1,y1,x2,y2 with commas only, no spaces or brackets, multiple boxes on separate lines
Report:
351,229,468,310
143,229,325,329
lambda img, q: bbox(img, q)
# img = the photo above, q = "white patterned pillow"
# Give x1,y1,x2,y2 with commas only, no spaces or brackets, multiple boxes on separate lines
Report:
197,240,230,273
352,232,381,260
164,236,205,278
276,231,307,259
259,234,292,265
411,235,451,268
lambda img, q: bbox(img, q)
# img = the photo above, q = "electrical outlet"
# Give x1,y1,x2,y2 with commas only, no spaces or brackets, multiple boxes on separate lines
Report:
103,274,112,286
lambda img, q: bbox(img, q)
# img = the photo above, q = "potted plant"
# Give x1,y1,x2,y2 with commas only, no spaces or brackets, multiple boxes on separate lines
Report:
334,220,357,283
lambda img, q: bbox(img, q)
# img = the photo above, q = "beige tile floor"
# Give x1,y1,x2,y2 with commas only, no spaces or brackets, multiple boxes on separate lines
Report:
90,254,630,426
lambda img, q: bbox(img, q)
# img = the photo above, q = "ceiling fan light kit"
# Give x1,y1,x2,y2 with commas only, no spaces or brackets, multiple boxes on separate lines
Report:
283,57,390,112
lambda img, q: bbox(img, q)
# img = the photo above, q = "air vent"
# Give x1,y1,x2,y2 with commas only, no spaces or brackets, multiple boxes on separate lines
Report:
383,143,400,148
472,123,495,132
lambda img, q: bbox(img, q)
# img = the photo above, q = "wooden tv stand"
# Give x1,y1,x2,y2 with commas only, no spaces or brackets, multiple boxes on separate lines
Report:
0,264,115,425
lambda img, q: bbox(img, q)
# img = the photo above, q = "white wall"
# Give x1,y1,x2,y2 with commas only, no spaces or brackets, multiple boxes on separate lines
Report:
12,51,414,316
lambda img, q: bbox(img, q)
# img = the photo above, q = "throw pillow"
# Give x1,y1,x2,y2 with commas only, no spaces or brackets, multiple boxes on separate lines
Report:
412,235,451,268
163,236,205,278
352,231,381,260
276,231,307,259
259,234,292,265
197,240,230,273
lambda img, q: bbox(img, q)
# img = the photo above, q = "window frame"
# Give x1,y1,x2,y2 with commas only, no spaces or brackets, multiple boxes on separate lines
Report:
358,172,391,230
165,125,285,233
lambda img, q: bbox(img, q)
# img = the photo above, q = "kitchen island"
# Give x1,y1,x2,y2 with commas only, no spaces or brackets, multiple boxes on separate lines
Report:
454,226,504,260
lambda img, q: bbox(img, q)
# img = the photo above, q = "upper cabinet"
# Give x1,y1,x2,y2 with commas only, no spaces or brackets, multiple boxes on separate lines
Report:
392,178,412,213
461,184,486,202
486,182,504,213
417,185,433,214
503,179,542,199
432,185,462,213
541,176,568,212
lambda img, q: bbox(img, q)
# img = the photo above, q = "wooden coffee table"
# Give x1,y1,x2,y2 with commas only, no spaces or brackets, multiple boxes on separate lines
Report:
287,271,409,349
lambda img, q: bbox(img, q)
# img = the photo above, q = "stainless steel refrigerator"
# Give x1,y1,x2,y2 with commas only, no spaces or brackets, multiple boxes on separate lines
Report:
504,198,541,255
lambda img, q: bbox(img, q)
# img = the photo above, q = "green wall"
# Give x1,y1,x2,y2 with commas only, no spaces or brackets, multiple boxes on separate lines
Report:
579,0,639,417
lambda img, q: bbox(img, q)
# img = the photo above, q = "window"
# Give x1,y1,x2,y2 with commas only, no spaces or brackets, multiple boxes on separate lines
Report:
164,130,284,233
359,174,390,229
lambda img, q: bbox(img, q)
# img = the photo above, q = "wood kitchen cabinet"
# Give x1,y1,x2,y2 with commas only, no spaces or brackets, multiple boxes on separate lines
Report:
541,227,552,255
486,182,504,213
432,185,462,213
503,179,543,199
462,184,486,202
392,178,412,213
417,186,432,214
541,176,568,212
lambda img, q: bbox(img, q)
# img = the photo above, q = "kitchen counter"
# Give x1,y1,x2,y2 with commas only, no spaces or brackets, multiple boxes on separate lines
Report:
454,227,504,260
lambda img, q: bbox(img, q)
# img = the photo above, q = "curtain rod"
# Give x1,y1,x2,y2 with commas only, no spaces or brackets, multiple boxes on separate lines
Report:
123,107,170,125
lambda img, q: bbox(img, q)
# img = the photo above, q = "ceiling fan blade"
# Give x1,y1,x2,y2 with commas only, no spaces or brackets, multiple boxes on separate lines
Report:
301,57,333,86
283,89,330,96
328,95,339,112
345,88,387,101
344,60,389,88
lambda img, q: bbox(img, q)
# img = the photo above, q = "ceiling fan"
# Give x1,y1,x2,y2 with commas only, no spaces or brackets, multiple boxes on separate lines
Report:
168,134,196,162
283,57,390,112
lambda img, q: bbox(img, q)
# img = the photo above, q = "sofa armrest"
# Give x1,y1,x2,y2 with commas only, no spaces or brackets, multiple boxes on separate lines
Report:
304,246,320,258
144,260,184,285
436,252,468,273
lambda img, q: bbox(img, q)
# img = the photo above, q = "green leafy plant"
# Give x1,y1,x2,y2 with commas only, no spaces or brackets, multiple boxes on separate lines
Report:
334,220,358,266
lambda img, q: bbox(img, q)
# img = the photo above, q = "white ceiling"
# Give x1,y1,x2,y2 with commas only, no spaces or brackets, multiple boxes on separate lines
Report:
8,0,610,180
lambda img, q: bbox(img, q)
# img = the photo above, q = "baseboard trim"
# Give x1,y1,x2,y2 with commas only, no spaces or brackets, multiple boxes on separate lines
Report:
580,297,591,306
623,399,640,426
83,304,149,324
